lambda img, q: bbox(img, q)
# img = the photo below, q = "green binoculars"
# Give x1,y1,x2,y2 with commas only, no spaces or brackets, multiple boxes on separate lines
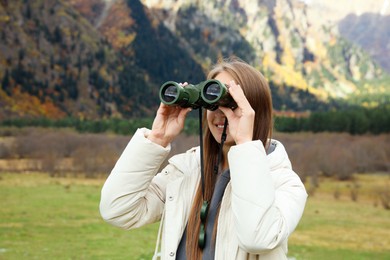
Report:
159,79,237,111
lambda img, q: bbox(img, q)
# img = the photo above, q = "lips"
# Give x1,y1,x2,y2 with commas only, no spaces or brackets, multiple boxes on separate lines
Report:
215,122,227,129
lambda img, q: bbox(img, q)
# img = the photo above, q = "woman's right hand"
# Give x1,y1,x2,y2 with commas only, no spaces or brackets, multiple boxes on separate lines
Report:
148,101,192,148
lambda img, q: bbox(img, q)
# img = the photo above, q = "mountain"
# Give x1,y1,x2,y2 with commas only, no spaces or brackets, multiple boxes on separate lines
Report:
339,14,390,73
302,0,390,72
0,0,388,120
0,0,205,119
0,0,153,119
141,0,389,105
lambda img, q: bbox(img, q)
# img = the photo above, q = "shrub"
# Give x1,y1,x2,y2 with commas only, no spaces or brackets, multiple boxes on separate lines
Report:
275,132,389,181
377,188,390,210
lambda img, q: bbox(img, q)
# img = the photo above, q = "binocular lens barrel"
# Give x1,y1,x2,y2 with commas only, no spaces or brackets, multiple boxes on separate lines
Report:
162,85,178,103
159,81,186,106
202,82,222,102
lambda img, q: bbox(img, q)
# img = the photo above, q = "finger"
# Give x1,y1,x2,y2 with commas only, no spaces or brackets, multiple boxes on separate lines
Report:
228,81,252,110
159,103,175,114
219,106,235,121
157,102,169,114
158,102,168,109
178,107,192,121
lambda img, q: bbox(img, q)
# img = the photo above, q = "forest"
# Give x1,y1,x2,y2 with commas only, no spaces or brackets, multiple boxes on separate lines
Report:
1,105,389,135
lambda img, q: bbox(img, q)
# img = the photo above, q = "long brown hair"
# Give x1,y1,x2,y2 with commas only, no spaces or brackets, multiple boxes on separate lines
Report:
185,57,273,259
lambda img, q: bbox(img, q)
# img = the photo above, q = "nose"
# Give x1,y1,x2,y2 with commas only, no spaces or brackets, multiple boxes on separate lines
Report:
215,108,224,114
212,108,225,117
207,108,226,121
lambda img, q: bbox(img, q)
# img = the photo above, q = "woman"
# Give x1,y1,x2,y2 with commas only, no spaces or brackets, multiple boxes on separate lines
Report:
100,57,307,259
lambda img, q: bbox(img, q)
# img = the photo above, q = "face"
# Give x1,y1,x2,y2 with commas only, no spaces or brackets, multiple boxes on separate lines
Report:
206,71,235,146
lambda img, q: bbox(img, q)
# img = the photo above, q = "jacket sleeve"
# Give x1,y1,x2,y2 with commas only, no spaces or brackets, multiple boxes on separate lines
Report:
99,128,181,230
228,140,307,253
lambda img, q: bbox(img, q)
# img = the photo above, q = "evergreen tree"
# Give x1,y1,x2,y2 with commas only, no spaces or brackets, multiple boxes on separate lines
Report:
1,70,10,90
25,3,31,19
53,26,62,43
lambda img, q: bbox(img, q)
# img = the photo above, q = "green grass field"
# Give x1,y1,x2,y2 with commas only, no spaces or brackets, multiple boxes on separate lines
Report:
0,172,389,260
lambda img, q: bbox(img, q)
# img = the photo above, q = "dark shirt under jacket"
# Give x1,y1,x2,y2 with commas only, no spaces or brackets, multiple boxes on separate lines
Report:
176,170,231,260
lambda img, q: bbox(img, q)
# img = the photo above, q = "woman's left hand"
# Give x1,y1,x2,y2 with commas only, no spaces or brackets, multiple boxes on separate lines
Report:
219,80,255,145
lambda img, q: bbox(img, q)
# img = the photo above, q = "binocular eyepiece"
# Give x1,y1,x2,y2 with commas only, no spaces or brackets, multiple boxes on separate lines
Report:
159,79,237,111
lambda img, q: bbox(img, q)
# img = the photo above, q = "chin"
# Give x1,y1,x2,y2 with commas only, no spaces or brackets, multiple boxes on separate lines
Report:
224,138,235,146
211,131,234,145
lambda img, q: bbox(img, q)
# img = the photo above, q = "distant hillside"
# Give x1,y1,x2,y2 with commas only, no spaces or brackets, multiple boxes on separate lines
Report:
339,13,390,73
0,0,154,119
0,0,205,119
303,0,390,73
0,0,389,120
142,0,389,107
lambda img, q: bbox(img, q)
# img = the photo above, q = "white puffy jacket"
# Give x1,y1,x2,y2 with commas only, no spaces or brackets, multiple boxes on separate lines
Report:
100,128,307,259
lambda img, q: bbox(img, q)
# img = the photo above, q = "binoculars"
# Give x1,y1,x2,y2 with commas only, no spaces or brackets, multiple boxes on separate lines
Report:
159,79,237,111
